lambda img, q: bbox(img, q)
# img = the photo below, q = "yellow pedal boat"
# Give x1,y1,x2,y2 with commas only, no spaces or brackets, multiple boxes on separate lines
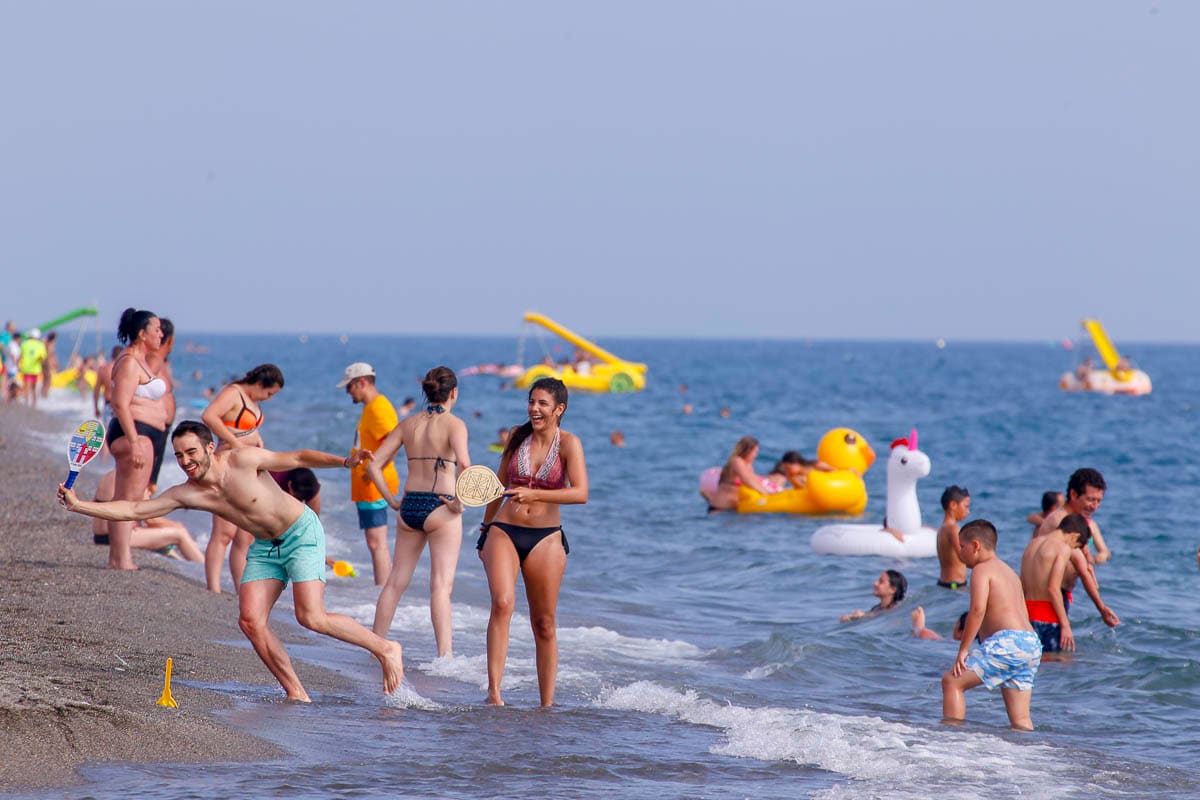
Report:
514,312,647,394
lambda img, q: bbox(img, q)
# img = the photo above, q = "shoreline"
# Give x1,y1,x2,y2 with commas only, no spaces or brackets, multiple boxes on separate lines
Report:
0,404,350,793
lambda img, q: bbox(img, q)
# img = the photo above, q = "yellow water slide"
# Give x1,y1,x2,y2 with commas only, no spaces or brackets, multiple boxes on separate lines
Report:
1083,319,1130,380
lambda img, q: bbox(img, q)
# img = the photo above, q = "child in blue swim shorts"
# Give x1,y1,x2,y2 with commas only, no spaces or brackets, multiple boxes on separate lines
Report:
942,519,1042,730
965,629,1042,692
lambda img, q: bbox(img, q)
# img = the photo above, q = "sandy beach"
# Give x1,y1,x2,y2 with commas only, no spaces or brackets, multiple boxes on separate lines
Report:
0,404,350,793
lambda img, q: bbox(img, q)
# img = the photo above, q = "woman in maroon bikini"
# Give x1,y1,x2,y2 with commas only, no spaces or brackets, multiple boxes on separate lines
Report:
477,377,588,706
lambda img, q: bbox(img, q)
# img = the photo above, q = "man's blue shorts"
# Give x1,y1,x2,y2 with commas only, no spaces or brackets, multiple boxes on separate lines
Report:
241,507,326,587
356,499,389,530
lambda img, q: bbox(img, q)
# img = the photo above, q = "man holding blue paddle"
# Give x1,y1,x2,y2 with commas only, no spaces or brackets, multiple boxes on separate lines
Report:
57,420,405,701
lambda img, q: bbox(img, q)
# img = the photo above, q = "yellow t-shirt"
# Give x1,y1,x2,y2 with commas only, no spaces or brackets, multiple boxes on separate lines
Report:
19,339,47,376
351,393,400,502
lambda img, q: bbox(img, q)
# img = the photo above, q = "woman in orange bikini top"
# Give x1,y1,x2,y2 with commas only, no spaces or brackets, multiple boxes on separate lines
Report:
200,364,284,450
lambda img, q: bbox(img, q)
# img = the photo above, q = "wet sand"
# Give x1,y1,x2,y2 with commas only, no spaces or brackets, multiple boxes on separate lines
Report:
0,404,349,792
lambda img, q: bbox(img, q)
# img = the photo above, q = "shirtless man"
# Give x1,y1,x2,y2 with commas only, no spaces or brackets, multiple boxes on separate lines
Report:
1037,468,1111,562
1020,513,1092,654
942,519,1043,730
1037,470,1120,630
935,485,971,589
58,420,404,701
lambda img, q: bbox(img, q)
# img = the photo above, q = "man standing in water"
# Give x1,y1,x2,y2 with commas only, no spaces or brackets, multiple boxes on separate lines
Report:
1037,468,1112,562
338,362,400,585
1035,467,1120,632
58,420,404,700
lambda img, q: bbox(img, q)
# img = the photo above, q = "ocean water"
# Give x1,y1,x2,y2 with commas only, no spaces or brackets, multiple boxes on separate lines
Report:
16,334,1200,799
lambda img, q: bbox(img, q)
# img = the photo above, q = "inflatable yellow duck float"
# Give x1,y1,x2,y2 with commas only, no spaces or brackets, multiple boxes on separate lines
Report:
735,428,875,515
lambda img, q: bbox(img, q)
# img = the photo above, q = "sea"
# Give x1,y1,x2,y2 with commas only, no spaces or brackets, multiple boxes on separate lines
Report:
14,334,1200,799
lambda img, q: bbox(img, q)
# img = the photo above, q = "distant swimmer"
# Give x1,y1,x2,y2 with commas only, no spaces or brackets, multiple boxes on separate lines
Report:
1036,468,1111,563
912,608,968,642
477,377,588,706
701,436,776,512
1027,490,1064,538
942,520,1042,731
936,486,971,589
1020,513,1092,655
488,427,511,452
58,421,404,701
365,367,470,658
764,450,833,491
840,570,907,622
609,430,625,447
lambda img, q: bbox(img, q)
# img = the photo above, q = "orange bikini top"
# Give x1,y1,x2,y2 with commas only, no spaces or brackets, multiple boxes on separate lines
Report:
224,389,263,437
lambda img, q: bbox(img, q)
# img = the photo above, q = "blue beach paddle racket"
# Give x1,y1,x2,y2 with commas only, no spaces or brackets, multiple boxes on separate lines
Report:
65,419,106,488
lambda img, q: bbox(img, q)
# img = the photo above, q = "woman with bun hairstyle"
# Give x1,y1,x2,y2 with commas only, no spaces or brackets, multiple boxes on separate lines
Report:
200,364,285,593
366,366,470,657
478,377,588,706
105,308,167,570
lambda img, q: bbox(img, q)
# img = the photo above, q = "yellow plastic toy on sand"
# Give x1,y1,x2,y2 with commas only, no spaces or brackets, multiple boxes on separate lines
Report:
514,313,647,394
736,428,876,515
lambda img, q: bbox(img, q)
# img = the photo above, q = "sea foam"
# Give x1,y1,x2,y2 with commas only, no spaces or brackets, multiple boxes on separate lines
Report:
597,681,1084,800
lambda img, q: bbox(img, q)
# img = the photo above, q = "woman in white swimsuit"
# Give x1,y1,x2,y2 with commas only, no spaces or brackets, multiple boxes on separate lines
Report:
105,308,167,570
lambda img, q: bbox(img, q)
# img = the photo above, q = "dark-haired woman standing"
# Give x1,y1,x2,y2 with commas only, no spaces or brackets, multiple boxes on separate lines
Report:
478,377,588,706
367,366,470,657
105,308,167,570
200,364,284,593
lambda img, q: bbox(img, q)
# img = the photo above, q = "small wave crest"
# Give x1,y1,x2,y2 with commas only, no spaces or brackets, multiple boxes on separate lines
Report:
596,681,1084,800
384,681,443,710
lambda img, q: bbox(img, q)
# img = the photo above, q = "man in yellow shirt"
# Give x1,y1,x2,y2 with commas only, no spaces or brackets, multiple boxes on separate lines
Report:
338,362,400,585
18,328,48,408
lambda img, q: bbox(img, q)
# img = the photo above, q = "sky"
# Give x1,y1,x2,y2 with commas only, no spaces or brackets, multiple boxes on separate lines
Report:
2,1,1196,342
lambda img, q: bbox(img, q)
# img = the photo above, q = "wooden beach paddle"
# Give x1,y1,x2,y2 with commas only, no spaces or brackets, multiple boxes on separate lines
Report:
455,465,508,507
65,419,105,488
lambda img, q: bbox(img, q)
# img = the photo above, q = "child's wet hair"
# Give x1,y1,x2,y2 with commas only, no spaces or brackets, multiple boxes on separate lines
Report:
959,519,998,550
940,485,969,510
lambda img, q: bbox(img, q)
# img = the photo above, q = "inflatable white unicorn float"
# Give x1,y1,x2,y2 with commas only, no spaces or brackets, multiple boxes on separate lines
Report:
810,429,937,558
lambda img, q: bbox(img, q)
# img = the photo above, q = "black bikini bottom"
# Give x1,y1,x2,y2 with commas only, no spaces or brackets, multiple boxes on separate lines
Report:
477,522,569,565
106,417,166,452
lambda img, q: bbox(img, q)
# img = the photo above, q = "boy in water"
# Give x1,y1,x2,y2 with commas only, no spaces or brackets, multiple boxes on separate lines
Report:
1020,513,1091,655
942,519,1042,730
1027,491,1064,538
935,485,971,589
